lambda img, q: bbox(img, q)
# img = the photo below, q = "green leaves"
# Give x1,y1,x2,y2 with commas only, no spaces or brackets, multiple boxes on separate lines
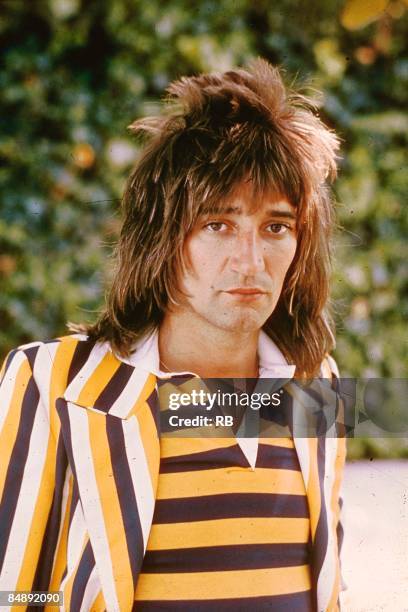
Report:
1,0,406,391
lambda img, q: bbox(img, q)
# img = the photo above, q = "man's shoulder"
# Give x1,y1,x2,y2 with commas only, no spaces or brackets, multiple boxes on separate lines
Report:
1,334,122,401
3,334,112,380
14,333,97,360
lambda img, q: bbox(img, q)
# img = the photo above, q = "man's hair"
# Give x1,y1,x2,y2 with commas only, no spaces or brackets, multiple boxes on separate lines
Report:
76,58,340,377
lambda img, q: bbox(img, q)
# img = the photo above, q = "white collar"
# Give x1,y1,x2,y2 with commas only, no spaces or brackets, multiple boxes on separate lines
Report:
119,328,296,380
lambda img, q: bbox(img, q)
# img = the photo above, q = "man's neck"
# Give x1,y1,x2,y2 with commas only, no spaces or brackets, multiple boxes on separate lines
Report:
158,312,259,378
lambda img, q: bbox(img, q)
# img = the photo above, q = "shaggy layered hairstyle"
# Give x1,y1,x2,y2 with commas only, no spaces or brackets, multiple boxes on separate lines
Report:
77,59,340,377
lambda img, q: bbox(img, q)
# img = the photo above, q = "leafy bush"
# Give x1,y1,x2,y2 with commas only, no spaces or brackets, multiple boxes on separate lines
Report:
1,0,407,455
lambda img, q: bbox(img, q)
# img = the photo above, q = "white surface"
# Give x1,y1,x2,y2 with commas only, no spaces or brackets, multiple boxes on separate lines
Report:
341,460,408,611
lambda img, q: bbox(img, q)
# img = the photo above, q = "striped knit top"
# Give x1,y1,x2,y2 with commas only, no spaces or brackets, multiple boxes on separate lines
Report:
134,433,313,610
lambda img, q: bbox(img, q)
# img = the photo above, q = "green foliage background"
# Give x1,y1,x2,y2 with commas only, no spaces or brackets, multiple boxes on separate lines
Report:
0,1,407,456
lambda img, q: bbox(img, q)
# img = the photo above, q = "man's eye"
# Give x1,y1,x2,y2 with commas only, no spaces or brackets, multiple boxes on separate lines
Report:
204,222,227,232
266,223,290,234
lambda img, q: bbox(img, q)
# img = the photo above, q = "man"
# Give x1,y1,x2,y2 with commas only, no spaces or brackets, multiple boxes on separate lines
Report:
0,59,346,611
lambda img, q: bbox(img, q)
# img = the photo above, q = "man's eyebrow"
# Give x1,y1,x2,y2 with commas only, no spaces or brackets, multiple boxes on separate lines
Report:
204,206,297,219
264,207,297,220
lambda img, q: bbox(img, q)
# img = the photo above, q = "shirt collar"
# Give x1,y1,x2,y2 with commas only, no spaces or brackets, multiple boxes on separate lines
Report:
118,328,296,380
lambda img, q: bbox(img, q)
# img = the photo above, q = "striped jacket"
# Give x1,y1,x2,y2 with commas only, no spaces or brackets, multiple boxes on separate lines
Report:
0,334,346,611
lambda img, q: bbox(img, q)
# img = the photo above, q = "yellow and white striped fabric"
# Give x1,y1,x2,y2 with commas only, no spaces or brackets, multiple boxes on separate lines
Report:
0,335,346,611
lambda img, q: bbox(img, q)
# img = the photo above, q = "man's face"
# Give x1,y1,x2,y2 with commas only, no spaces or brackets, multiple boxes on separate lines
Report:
176,182,298,334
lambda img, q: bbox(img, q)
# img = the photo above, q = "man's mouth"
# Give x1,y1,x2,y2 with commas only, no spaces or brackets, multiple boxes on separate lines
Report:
223,288,267,300
225,288,267,294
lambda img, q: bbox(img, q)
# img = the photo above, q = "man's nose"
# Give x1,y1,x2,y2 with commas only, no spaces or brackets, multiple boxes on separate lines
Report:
229,231,265,276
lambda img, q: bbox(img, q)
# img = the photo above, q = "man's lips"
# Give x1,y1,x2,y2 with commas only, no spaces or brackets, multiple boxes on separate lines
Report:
224,288,267,294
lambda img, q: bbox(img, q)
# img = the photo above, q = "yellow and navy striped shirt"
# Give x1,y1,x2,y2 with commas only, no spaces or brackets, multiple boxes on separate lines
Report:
135,435,313,610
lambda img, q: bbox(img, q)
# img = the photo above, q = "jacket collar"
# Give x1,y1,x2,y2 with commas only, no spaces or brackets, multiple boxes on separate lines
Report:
62,331,335,427
62,329,296,414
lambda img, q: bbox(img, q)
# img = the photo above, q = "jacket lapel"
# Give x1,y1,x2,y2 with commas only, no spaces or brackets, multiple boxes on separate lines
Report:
288,378,342,611
56,348,161,612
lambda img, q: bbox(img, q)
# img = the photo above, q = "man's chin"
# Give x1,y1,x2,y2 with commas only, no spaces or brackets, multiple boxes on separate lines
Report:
215,311,268,333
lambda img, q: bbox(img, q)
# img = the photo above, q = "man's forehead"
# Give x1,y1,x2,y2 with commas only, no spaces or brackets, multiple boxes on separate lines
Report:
216,202,296,216
196,177,298,220
202,195,297,218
